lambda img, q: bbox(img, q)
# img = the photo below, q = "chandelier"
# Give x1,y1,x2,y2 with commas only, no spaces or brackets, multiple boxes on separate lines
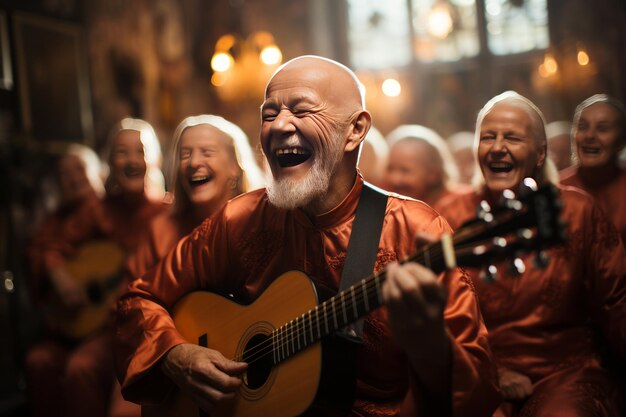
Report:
210,31,283,102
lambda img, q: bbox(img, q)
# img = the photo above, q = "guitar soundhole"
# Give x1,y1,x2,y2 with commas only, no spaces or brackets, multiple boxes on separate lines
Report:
243,333,273,390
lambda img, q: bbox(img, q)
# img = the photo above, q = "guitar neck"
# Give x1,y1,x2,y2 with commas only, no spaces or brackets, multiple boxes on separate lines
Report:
269,239,449,365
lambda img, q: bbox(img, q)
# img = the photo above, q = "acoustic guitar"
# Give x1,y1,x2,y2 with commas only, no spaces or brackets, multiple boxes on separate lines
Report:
143,180,566,417
46,240,126,340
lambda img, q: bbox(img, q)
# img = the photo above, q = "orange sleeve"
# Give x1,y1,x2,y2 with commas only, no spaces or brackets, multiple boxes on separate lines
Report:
115,213,229,403
402,215,501,416
584,199,626,363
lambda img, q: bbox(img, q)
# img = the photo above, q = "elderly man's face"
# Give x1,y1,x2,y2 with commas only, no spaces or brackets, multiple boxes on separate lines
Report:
260,63,348,209
477,103,545,194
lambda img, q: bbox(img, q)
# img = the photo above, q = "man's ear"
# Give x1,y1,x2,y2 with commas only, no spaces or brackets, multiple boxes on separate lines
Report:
345,111,372,153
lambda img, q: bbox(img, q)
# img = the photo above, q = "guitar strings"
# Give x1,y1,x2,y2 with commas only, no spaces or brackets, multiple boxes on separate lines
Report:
233,205,527,364
232,241,491,367
231,241,496,365
231,247,452,366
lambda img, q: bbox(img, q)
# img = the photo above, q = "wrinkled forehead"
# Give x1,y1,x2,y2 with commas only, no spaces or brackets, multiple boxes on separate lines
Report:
264,58,362,110
482,103,534,130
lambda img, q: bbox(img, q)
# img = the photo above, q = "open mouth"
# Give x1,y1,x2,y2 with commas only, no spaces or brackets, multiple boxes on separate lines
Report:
124,166,144,178
581,146,601,155
275,147,311,168
488,161,513,173
189,175,213,187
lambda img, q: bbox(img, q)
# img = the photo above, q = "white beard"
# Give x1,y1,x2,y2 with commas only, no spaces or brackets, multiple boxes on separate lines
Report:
266,132,344,210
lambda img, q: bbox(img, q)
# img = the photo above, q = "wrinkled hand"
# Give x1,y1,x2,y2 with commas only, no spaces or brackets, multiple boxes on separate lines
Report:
383,261,451,407
50,266,88,309
383,261,447,354
162,344,248,413
498,368,533,401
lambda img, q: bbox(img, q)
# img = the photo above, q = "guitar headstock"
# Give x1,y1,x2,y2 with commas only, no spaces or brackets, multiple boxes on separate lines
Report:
452,178,567,280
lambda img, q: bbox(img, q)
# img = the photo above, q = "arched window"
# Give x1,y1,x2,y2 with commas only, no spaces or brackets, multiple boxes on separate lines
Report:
347,0,549,68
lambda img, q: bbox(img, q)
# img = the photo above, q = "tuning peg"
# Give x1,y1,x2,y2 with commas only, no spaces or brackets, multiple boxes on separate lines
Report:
517,228,533,241
521,177,539,193
533,251,550,269
480,265,498,283
507,257,526,277
498,189,523,211
477,200,493,222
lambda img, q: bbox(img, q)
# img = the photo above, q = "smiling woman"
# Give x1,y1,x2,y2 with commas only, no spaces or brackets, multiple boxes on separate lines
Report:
126,114,265,281
560,94,626,243
437,91,626,417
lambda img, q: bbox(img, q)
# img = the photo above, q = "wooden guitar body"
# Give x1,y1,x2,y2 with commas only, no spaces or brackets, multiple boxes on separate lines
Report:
140,181,567,417
143,271,322,417
46,240,125,340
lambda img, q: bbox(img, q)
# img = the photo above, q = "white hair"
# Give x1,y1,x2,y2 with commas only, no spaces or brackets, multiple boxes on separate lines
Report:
105,118,165,200
447,131,474,152
65,143,105,198
546,121,572,140
386,124,460,186
172,115,265,189
472,91,559,187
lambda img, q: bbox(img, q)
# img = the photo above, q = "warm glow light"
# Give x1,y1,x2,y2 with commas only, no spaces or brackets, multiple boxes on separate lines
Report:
538,63,550,78
427,4,454,39
260,46,282,65
577,50,590,66
210,31,281,101
543,54,558,74
211,72,227,87
211,52,233,72
382,78,401,97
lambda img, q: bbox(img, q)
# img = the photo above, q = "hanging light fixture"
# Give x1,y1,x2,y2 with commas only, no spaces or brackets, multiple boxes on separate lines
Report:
210,31,283,101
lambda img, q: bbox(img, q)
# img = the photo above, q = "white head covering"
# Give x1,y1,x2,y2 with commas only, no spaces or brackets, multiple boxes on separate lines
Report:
386,124,460,186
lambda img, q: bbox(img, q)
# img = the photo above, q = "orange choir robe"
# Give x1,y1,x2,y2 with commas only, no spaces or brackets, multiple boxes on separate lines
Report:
560,167,626,244
26,193,167,417
116,176,500,417
125,211,193,280
437,185,626,417
27,195,104,304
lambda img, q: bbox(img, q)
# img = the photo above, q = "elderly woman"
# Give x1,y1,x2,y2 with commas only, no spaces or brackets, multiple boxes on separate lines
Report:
383,124,463,210
438,91,626,417
126,114,265,279
25,118,168,417
560,94,626,243
111,115,264,417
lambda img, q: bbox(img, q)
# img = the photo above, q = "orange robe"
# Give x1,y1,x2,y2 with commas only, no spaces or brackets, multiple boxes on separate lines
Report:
125,211,193,280
437,185,626,417
26,193,167,417
28,195,104,304
116,176,500,417
560,167,626,244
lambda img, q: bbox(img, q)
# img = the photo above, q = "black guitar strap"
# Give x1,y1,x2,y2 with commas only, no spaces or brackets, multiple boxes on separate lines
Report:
339,181,388,340
304,182,389,417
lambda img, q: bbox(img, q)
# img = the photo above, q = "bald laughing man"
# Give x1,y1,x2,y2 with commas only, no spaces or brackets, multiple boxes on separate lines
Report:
115,56,500,417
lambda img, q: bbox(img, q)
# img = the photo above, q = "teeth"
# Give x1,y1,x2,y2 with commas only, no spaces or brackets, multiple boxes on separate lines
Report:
191,176,208,182
582,147,600,153
275,148,308,156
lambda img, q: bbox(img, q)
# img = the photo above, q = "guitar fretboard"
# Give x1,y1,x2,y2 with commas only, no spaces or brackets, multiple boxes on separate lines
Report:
269,244,448,365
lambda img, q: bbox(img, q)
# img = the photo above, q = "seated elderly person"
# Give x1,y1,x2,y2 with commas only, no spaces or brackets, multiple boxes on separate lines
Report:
438,91,626,417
